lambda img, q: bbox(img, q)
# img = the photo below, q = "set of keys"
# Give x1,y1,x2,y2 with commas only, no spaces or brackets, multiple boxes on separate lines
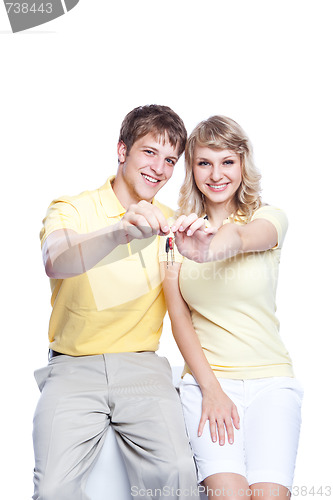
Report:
165,236,175,268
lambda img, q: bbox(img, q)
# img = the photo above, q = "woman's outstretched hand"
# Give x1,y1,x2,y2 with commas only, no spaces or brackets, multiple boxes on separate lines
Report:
199,384,240,446
171,214,217,263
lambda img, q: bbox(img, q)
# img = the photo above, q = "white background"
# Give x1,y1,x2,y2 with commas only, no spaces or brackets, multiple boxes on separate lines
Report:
1,0,332,498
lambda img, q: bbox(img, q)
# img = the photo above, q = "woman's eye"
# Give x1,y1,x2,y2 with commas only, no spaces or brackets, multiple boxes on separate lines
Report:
223,160,234,165
198,161,210,166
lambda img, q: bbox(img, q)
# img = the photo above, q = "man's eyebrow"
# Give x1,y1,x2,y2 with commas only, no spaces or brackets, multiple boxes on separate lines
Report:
142,145,178,160
141,145,158,151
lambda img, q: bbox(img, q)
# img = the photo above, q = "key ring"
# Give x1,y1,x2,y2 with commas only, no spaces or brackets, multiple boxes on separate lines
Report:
165,236,175,268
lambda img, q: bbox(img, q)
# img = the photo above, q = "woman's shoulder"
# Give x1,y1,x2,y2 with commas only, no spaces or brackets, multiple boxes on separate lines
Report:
251,204,289,249
251,203,287,222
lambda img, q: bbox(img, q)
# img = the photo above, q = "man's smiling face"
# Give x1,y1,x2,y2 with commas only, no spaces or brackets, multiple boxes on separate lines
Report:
115,132,180,207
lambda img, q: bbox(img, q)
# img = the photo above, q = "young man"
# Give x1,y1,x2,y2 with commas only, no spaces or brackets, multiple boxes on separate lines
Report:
33,105,198,499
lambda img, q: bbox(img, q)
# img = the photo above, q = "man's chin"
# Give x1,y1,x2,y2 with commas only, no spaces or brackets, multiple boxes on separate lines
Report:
139,182,166,201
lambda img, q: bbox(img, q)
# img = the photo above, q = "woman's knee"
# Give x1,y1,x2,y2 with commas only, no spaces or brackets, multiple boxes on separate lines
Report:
250,483,290,500
203,472,250,499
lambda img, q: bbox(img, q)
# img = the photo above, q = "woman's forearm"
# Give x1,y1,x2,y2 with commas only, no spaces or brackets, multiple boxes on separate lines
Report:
161,261,220,393
207,223,243,262
170,313,221,393
172,215,278,263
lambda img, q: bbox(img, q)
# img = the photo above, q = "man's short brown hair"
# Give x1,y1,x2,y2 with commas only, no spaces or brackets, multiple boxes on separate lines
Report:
119,104,187,157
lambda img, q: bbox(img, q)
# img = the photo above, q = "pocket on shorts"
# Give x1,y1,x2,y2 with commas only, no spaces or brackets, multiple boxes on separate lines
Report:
34,365,53,392
273,376,304,407
178,374,201,406
179,373,197,386
291,378,304,406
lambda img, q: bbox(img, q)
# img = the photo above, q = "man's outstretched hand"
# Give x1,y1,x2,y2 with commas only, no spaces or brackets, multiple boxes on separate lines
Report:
119,200,170,243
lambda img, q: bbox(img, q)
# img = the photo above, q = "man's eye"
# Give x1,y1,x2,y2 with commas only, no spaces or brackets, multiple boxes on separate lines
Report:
144,150,154,155
166,158,175,166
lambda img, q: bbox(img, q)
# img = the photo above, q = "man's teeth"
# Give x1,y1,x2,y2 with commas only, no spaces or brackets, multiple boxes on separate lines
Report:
142,174,159,183
208,183,228,190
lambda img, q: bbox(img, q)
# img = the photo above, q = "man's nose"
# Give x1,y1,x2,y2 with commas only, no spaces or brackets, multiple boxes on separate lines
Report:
150,157,165,175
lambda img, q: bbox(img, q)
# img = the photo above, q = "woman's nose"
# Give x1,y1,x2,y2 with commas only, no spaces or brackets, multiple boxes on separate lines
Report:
210,165,223,182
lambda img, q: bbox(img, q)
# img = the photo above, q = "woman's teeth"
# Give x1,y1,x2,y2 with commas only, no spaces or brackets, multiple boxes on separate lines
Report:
208,183,228,190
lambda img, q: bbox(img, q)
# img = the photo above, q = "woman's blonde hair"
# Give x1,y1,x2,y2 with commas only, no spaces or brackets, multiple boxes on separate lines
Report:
178,115,262,223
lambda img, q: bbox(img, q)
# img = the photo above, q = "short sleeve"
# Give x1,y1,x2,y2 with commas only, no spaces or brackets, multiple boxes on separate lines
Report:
158,218,183,264
251,205,288,249
40,197,81,248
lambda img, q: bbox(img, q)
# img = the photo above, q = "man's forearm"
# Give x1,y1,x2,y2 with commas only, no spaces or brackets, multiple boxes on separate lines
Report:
43,222,129,279
43,201,170,279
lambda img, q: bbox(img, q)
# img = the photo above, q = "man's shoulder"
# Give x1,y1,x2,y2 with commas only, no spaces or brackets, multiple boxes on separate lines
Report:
49,184,100,212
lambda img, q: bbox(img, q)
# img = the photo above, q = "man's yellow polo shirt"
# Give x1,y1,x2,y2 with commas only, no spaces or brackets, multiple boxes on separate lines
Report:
40,176,175,356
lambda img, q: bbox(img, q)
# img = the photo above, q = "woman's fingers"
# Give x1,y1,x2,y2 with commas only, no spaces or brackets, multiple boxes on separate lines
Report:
209,416,233,446
224,418,235,445
185,218,206,236
199,391,240,445
198,411,208,438
231,404,241,430
204,226,218,235
209,418,219,443
199,411,240,445
171,213,201,233
216,417,225,446
171,215,188,233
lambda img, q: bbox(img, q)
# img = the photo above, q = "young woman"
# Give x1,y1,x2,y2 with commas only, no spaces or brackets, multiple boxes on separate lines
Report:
161,116,303,500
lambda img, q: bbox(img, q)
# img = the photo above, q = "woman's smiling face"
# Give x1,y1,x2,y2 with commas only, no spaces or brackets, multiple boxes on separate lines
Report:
192,146,242,209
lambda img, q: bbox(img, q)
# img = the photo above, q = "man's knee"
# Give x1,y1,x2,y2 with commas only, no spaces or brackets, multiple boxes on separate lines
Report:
177,450,197,480
33,481,86,500
154,449,197,487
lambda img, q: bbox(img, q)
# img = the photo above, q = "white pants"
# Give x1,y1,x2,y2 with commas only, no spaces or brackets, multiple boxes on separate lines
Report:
179,375,303,490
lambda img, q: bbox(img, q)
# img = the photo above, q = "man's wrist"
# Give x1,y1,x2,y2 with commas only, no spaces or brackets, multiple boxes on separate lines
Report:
108,221,130,248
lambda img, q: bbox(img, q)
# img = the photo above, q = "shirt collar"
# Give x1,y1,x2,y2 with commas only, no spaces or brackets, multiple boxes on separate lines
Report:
98,176,126,218
98,175,158,218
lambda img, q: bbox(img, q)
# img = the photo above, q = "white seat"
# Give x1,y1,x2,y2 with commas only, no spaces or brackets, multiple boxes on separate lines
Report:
85,366,208,499
85,426,132,500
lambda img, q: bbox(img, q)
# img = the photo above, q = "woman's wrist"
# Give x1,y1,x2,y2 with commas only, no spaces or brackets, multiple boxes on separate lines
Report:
198,374,221,394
